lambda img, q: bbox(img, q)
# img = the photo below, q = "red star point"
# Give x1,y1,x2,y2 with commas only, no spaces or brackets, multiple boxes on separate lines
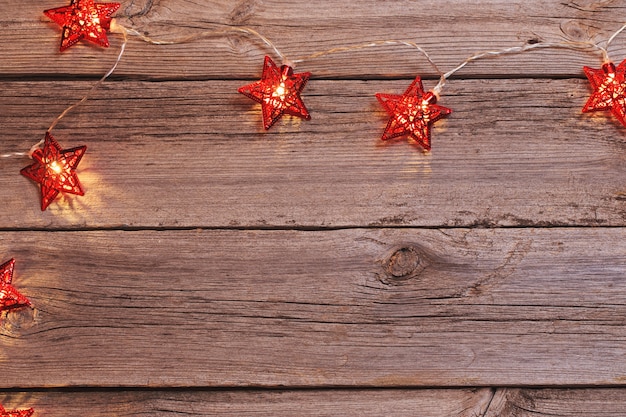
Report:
44,0,121,52
238,56,311,129
0,259,31,314
21,132,87,211
376,76,451,151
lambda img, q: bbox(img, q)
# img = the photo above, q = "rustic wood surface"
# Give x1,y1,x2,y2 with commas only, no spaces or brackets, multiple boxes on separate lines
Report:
1,0,626,415
2,79,625,228
0,389,494,416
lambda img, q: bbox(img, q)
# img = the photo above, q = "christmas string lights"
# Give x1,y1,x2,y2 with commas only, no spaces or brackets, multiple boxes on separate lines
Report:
22,5,626,210
15,6,129,210
0,258,31,314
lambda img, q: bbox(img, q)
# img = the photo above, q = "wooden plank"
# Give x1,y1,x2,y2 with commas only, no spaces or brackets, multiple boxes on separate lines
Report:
1,79,625,228
485,388,626,417
0,388,493,416
2,1,626,79
1,228,625,387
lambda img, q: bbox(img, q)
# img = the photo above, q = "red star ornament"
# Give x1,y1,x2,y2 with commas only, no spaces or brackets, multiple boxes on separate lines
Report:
44,0,121,52
0,259,31,313
582,59,626,127
376,76,452,151
238,56,311,129
21,132,87,211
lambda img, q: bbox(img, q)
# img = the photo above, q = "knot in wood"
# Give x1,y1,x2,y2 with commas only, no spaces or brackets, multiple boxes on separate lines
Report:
385,247,421,279
1,307,36,336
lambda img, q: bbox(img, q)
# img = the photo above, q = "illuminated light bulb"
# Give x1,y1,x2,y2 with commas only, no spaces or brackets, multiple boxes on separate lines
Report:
376,76,452,151
44,0,121,51
238,56,311,130
49,161,64,174
582,59,626,127
0,259,31,314
20,132,87,211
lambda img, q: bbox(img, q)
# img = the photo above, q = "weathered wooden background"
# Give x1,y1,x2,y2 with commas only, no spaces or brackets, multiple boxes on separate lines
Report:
1,0,626,415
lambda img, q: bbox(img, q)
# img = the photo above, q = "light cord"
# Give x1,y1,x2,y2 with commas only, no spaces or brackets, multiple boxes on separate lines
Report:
291,40,443,77
432,40,604,95
119,24,287,64
10,17,624,160
602,21,626,62
45,25,129,137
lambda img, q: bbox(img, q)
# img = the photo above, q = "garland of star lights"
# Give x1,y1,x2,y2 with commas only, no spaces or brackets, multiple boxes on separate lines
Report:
2,2,626,412
4,0,626,213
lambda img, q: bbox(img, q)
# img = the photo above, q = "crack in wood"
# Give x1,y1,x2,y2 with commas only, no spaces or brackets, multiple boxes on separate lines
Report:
480,387,497,417
466,239,533,297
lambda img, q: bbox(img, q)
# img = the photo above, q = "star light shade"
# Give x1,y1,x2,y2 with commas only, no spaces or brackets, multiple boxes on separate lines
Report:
21,132,87,211
582,59,626,127
44,0,121,51
376,76,452,151
238,56,311,129
0,259,31,313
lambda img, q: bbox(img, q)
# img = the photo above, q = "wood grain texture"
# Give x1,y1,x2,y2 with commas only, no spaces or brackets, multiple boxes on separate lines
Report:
3,0,626,411
2,79,625,228
1,228,624,388
0,389,493,416
2,1,626,79
485,388,626,417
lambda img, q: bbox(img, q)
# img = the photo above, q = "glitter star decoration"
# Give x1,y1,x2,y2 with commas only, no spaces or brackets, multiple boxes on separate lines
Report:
582,59,626,127
44,0,121,52
376,76,452,151
21,132,87,211
0,259,31,314
238,56,311,129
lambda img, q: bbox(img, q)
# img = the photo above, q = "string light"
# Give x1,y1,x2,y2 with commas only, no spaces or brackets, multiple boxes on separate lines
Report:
578,22,626,126
582,59,626,126
20,133,87,211
44,0,121,52
21,13,626,210
376,77,451,151
238,56,311,129
0,259,31,314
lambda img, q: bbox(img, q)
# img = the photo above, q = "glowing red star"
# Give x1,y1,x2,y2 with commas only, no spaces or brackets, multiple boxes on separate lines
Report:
21,132,87,211
376,77,452,151
0,259,31,314
582,59,626,127
238,56,311,129
44,0,121,52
